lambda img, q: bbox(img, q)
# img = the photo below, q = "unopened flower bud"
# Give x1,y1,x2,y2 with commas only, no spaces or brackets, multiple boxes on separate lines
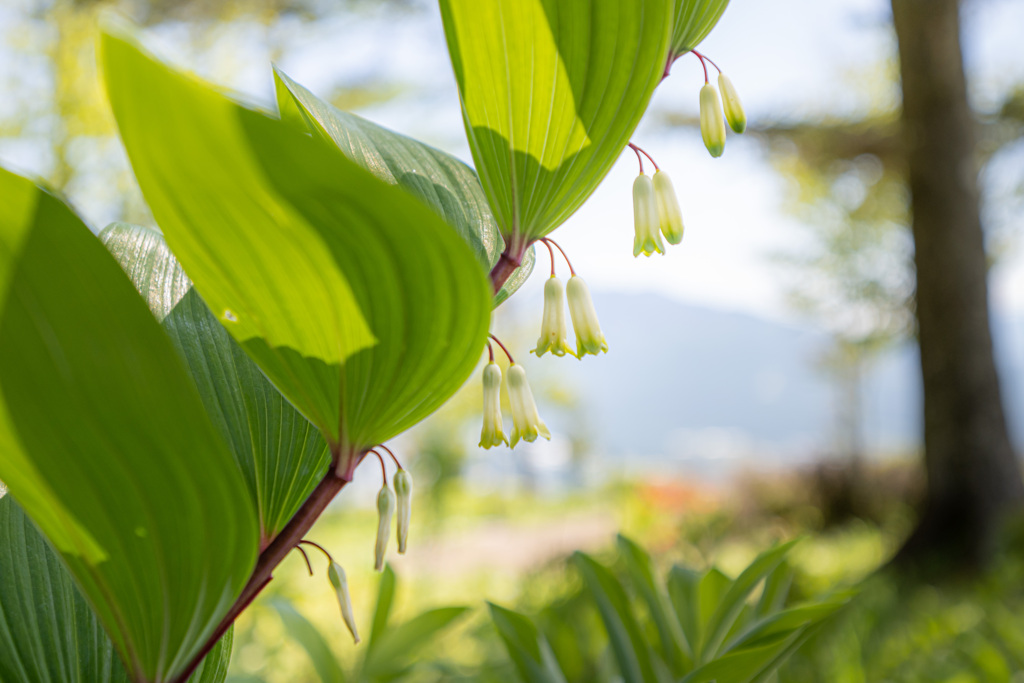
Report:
652,171,684,245
633,173,665,257
374,484,395,571
479,362,509,449
394,469,413,554
533,276,575,357
506,364,551,448
699,83,727,158
328,561,359,644
717,73,746,134
566,276,608,358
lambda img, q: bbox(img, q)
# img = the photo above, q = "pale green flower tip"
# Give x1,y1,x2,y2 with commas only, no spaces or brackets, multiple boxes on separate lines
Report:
699,83,727,158
534,274,572,358
718,73,746,134
480,362,508,449
374,485,396,571
566,276,608,358
328,561,360,644
394,469,412,554
506,364,548,450
653,171,684,244
632,173,663,256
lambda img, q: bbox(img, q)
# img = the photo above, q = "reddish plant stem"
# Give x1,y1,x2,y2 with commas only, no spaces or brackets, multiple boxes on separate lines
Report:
168,466,349,683
488,334,515,365
369,449,388,484
541,238,576,276
693,51,709,83
540,238,557,276
626,143,643,174
376,444,402,470
489,252,521,294
626,143,659,173
692,49,721,74
295,545,314,576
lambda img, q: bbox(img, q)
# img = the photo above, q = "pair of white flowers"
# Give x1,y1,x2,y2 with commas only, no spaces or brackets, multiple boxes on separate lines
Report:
700,73,746,158
479,362,549,449
534,274,608,358
633,169,684,257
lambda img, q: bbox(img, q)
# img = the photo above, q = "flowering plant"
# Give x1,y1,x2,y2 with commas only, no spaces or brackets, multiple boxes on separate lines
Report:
0,1,749,681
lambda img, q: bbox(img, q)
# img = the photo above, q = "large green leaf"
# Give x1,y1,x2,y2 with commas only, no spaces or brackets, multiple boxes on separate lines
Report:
0,495,233,683
487,603,567,683
669,0,731,57
272,68,534,307
102,27,491,455
439,0,674,245
0,167,257,681
100,222,330,545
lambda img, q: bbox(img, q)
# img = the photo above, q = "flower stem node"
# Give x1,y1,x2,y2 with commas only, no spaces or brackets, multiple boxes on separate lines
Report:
718,73,746,134
374,484,395,571
328,561,360,644
479,362,509,449
393,469,413,554
506,364,551,448
699,83,727,158
533,276,576,357
633,173,666,257
566,276,608,357
652,171,684,245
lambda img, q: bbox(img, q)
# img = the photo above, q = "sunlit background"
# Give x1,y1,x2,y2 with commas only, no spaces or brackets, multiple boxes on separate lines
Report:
3,0,1024,681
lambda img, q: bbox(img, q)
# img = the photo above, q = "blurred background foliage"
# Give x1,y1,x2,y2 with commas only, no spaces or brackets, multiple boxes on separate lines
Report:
4,0,1024,681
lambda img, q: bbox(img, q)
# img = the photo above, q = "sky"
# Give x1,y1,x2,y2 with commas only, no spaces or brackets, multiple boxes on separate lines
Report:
258,0,1024,325
2,0,1022,326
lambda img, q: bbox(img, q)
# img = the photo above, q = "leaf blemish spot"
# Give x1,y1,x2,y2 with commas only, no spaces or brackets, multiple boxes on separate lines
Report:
223,309,238,322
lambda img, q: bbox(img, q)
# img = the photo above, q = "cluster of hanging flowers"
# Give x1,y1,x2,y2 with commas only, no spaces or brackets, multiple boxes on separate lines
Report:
296,445,414,645
480,238,607,450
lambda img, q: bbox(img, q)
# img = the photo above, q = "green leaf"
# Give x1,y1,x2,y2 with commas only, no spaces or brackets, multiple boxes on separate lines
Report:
728,595,852,652
271,68,535,307
0,495,233,683
487,603,567,683
361,607,471,679
669,0,731,57
667,566,703,659
573,552,662,683
0,167,257,681
616,535,691,673
102,27,491,454
99,222,330,544
368,564,397,650
697,567,732,657
701,540,799,660
680,630,808,683
753,562,793,620
270,599,346,683
439,0,674,242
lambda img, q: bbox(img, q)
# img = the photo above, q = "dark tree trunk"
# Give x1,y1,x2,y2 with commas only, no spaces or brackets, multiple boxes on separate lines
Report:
890,0,1023,572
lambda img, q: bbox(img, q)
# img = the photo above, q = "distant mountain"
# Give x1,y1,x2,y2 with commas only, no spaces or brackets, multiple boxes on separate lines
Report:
521,291,1024,462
